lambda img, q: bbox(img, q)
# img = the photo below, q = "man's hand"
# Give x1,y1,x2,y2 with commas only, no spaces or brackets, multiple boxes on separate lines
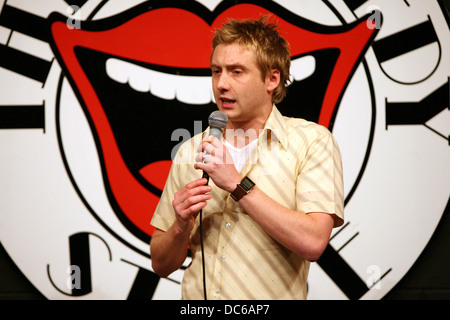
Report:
172,178,212,235
194,136,241,192
151,178,211,278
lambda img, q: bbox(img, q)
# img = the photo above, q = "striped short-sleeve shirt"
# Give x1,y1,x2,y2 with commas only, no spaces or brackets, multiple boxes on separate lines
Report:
151,106,344,300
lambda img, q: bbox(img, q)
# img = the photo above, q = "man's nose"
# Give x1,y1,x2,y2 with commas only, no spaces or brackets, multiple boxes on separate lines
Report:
216,73,230,91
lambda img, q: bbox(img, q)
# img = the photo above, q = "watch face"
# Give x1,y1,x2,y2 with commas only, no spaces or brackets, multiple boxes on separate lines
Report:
0,0,448,300
240,177,255,191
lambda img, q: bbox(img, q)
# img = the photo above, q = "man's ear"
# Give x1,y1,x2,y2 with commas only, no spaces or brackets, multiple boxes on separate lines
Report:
266,69,281,93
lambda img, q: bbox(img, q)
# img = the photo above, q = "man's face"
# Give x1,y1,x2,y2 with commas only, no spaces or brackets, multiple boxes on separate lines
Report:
210,43,275,129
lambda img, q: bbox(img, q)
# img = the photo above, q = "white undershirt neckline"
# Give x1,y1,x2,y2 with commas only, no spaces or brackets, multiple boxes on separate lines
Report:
224,139,258,173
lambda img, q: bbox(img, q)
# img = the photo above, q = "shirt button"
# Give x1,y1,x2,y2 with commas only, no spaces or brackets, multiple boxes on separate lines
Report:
225,222,231,228
220,255,226,261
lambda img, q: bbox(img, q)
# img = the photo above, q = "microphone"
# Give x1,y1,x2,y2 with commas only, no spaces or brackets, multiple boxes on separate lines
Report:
199,110,227,301
202,110,228,180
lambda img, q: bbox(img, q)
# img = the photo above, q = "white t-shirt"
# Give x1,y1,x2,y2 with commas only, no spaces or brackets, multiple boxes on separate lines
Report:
224,139,258,173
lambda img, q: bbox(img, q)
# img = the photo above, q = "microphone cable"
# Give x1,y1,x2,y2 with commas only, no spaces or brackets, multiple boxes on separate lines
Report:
199,207,207,300
200,169,209,300
198,110,227,301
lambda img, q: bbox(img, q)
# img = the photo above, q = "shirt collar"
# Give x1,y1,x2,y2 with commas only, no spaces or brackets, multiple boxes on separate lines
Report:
262,105,289,150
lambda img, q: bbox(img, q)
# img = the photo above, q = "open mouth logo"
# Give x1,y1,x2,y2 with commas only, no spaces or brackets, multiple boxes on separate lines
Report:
49,1,377,249
1,0,448,300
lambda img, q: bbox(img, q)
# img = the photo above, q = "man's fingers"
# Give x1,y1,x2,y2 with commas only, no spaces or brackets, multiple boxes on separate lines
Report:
182,195,210,215
184,178,209,189
175,184,211,205
173,178,212,217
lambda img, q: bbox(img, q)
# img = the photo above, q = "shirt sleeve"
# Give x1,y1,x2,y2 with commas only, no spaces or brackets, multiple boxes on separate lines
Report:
151,132,204,232
150,154,180,232
295,126,344,227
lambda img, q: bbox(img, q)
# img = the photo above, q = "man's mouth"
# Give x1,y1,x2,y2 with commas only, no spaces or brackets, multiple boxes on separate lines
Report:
219,97,236,107
49,3,377,241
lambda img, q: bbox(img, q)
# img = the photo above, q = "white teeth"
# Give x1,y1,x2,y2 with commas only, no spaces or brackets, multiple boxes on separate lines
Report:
289,55,316,83
106,58,214,105
106,55,316,103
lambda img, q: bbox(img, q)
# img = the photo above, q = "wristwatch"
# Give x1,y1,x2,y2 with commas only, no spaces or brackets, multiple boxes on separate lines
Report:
230,176,255,201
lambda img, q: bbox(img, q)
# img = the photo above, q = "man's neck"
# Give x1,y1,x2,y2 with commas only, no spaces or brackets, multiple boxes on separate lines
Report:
224,105,273,148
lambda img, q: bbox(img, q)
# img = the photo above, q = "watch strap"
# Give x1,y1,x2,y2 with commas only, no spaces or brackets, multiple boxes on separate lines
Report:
230,176,255,201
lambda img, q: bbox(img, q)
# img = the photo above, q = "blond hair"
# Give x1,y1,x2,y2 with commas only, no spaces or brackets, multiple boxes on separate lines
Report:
212,16,291,104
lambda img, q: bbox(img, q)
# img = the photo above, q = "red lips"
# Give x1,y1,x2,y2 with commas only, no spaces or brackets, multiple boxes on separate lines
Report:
50,3,377,239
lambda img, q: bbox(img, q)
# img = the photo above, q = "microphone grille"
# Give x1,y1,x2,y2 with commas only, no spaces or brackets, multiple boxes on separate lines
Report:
208,111,228,129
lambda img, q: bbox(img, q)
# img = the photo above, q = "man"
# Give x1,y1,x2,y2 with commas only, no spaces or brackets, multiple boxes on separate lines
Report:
150,16,344,300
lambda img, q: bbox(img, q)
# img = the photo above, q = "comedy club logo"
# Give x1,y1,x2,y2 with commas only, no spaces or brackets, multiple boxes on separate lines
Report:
0,0,448,299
